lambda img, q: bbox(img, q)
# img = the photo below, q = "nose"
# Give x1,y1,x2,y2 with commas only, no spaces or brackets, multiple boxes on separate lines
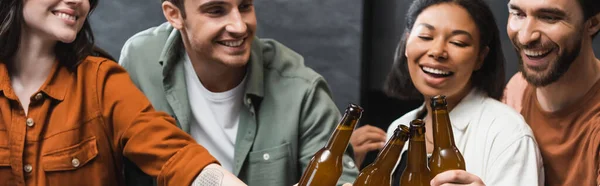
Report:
427,39,448,60
225,9,248,36
516,18,541,46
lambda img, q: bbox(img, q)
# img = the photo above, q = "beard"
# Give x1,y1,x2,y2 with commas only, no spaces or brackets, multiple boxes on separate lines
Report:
514,36,581,87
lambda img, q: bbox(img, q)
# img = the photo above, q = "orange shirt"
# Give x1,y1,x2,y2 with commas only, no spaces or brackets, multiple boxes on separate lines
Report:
520,79,600,186
0,56,217,186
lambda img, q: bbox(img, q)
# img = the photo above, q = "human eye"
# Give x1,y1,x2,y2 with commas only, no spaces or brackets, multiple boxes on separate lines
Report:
509,10,526,19
205,6,226,16
418,35,433,41
450,41,469,48
538,15,561,23
239,1,253,12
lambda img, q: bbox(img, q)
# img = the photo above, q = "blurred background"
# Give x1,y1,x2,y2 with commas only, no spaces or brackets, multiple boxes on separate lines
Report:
90,0,600,168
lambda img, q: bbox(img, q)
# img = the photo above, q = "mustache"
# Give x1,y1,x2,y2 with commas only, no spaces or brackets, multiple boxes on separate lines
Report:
511,37,556,51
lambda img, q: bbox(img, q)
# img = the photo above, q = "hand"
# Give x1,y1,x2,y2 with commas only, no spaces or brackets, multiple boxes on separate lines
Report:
349,125,387,168
430,170,485,186
192,163,247,186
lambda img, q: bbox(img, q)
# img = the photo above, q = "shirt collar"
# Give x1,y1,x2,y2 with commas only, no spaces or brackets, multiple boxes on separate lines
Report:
0,60,68,101
446,88,486,131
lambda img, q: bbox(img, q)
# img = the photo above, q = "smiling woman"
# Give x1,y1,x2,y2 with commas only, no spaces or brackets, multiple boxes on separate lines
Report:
0,0,245,186
379,0,544,186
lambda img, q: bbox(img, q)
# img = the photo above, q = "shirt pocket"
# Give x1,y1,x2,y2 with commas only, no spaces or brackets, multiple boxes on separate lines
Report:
0,144,10,185
247,142,293,186
41,136,98,185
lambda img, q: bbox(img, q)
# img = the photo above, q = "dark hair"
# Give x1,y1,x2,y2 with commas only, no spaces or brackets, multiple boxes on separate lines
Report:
0,0,99,70
162,0,186,18
385,0,505,101
578,0,600,38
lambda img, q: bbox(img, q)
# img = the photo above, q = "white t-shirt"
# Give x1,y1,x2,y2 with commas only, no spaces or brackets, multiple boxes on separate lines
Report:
184,55,246,172
387,89,544,186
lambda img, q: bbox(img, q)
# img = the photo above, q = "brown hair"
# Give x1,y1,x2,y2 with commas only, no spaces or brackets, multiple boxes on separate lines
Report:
0,0,100,69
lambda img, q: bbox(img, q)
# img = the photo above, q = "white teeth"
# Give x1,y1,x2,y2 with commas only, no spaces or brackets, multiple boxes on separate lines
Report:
221,40,244,47
422,66,451,75
523,49,551,57
55,12,76,21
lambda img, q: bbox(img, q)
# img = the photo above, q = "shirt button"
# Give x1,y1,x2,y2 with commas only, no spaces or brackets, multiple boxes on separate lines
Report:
346,160,355,168
34,93,43,101
23,164,32,173
71,158,80,168
263,153,270,161
26,118,34,127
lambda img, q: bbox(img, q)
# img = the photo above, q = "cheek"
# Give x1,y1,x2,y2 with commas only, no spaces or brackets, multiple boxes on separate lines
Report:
507,18,523,34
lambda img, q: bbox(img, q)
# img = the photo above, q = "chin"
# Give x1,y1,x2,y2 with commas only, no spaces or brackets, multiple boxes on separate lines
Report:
55,33,78,43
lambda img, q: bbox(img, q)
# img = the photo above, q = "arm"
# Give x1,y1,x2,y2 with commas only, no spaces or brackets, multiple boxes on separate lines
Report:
298,77,359,186
95,61,245,186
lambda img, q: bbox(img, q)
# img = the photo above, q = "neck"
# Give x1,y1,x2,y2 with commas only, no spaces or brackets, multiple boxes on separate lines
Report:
536,44,600,112
10,28,56,85
423,86,470,123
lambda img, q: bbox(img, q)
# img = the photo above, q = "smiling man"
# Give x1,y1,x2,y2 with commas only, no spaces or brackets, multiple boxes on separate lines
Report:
503,0,600,185
118,0,358,185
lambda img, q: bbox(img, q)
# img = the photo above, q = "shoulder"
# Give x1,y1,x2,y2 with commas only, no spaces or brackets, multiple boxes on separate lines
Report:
119,22,174,66
503,72,529,113
256,38,323,85
479,96,536,144
79,56,126,76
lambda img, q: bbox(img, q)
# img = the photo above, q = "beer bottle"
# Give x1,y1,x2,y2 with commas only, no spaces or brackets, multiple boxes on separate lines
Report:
429,95,465,176
353,125,410,186
399,119,431,186
298,103,363,186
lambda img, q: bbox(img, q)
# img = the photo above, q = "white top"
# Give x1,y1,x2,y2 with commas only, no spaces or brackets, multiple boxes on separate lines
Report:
184,54,246,172
387,89,544,186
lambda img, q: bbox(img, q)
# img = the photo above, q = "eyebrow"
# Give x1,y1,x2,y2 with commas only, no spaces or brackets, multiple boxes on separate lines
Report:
508,3,566,17
199,0,227,9
417,23,473,39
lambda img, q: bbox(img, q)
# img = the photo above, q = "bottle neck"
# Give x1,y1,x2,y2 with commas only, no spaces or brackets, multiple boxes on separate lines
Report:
325,116,358,155
372,137,406,171
406,134,428,171
431,108,456,148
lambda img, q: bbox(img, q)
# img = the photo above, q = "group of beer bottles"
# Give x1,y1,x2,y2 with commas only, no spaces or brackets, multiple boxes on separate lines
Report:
297,95,466,186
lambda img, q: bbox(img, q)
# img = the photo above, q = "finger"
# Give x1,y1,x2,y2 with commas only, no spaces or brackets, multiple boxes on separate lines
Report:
342,183,353,186
360,141,386,152
363,125,387,136
431,170,481,185
355,132,387,146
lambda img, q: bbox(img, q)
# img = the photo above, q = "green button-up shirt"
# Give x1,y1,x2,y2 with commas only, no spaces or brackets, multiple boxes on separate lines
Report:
118,22,359,186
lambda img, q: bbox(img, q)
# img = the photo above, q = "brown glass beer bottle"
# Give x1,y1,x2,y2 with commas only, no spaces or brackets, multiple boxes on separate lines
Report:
353,125,410,186
399,119,431,186
298,103,364,186
429,95,466,176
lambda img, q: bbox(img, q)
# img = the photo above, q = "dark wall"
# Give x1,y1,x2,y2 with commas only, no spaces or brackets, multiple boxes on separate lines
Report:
89,0,363,111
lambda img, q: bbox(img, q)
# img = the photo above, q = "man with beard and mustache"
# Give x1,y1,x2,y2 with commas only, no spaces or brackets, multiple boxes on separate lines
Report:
503,0,600,185
118,0,359,185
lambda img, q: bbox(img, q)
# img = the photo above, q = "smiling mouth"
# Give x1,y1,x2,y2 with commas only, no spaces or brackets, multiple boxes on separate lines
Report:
522,47,554,60
421,66,454,78
217,39,245,47
52,11,78,21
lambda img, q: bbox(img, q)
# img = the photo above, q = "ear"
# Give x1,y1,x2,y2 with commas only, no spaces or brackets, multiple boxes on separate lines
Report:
162,1,184,30
475,46,489,71
586,13,600,38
